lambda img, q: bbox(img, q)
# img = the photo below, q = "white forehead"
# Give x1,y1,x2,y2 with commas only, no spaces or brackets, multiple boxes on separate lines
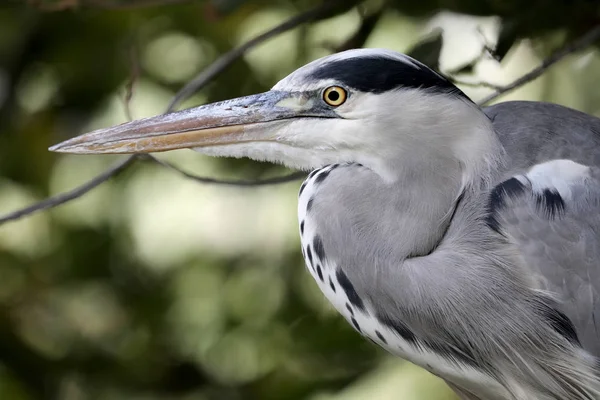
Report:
272,48,421,92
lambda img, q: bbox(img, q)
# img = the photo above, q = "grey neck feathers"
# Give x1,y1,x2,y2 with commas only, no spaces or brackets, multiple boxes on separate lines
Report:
362,105,504,260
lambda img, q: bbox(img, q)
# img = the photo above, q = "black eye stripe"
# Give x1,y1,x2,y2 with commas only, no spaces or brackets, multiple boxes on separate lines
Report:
309,56,470,101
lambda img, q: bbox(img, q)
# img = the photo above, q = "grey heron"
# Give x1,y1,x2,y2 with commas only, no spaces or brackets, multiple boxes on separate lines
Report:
49,48,600,399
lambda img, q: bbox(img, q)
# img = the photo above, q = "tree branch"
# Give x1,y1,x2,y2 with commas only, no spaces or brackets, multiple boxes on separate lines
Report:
166,0,355,112
0,2,340,225
0,156,137,225
450,77,503,91
2,17,598,226
0,153,305,226
142,155,306,185
479,24,600,105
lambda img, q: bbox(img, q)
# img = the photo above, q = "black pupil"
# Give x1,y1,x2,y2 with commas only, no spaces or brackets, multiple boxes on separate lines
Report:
327,90,340,102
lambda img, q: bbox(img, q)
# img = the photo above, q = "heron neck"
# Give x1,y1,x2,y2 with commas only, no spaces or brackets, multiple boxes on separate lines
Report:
311,160,475,262
358,113,505,259
307,103,506,261
360,102,505,189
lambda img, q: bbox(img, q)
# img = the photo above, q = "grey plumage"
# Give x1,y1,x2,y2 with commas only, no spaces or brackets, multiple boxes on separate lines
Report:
302,130,600,399
487,102,600,354
301,100,600,399
49,48,600,399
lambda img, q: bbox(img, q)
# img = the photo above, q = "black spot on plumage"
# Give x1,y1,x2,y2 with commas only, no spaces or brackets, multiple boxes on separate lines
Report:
548,309,580,345
308,169,319,179
336,269,365,312
378,314,481,368
537,302,580,345
316,264,324,282
377,314,417,344
535,189,565,219
309,56,470,100
489,178,526,209
421,337,479,367
486,177,527,233
375,330,387,344
307,198,314,212
306,245,313,270
346,303,354,316
300,220,305,235
312,235,326,261
486,214,502,234
329,277,336,292
314,169,332,185
351,317,361,333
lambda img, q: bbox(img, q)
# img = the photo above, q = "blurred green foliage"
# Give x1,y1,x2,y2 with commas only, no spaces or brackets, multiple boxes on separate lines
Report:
0,1,599,399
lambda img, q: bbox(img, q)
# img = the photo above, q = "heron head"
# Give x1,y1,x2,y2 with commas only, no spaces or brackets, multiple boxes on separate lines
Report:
50,49,495,181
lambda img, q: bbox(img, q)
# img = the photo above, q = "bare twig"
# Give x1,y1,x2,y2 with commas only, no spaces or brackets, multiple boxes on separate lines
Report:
142,155,306,185
0,156,137,225
479,24,600,105
450,78,502,91
166,0,353,112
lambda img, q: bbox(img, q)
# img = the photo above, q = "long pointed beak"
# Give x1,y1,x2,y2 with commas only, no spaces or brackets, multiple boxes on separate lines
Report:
49,91,324,154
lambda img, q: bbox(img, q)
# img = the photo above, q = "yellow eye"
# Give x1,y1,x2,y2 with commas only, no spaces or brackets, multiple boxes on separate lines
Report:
323,86,347,107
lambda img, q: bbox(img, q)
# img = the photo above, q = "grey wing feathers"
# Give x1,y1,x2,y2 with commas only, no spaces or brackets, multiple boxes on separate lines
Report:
485,101,600,175
488,159,600,355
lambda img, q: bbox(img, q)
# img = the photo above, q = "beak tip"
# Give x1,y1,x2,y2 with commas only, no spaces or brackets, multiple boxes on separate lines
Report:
48,141,96,154
48,141,79,153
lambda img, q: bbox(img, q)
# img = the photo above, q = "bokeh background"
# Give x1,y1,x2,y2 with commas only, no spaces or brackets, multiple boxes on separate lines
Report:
1,1,600,399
